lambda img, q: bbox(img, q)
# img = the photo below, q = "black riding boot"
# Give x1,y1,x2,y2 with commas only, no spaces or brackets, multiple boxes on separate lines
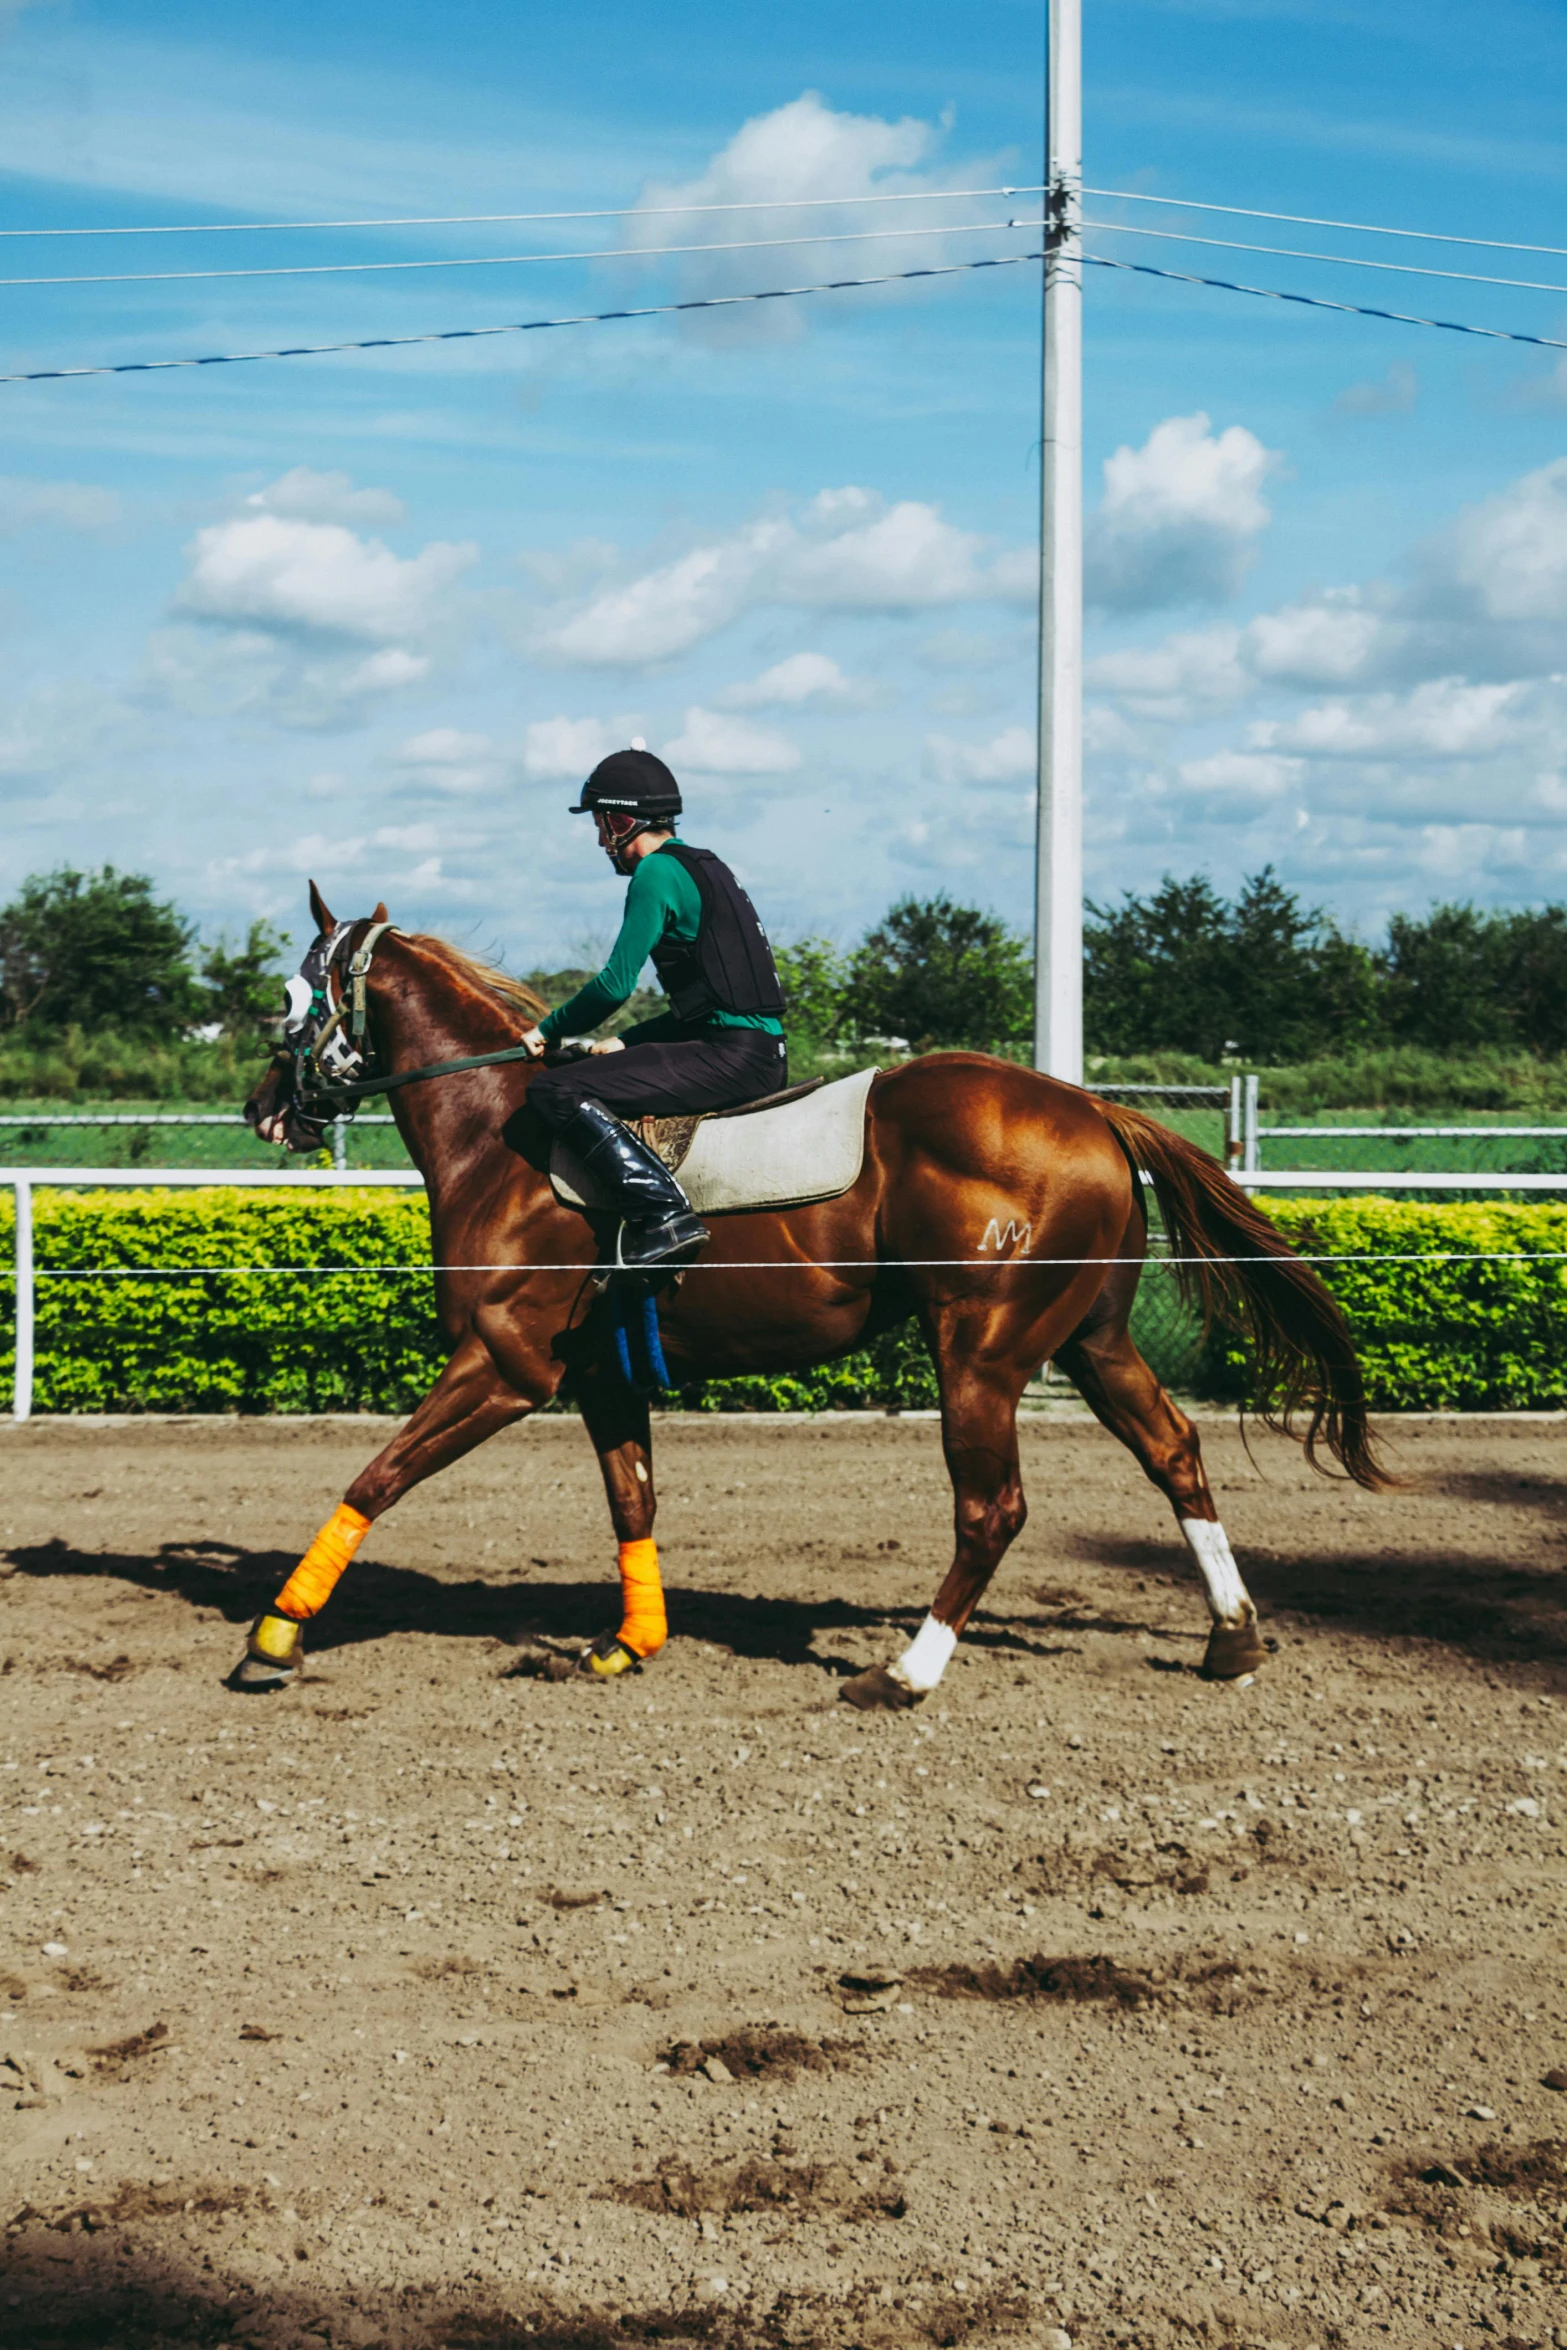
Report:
557,1098,709,1271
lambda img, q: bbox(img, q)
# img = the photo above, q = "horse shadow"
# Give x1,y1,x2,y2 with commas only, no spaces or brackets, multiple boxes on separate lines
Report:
3,1537,1084,1680
1062,1528,1567,1671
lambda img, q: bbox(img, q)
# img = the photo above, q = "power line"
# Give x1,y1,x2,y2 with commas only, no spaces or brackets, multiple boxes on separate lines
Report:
1081,248,1567,353
9,241,1567,392
0,214,1040,292
0,247,1050,384
1084,183,1567,266
0,184,1046,240
1078,216,1567,299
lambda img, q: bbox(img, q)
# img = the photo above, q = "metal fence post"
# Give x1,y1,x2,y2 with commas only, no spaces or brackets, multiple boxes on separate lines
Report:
331,1121,347,1174
13,1177,34,1423
1226,1076,1242,1171
1243,1074,1260,1177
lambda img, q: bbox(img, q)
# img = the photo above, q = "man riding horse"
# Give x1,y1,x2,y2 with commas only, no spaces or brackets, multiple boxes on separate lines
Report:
519,746,788,1272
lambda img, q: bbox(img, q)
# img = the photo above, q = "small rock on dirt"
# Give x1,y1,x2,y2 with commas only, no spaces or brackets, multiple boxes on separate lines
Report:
1541,2067,1567,2092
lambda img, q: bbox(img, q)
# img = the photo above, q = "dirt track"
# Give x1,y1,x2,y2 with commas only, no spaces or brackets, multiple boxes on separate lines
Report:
1,1408,1565,2350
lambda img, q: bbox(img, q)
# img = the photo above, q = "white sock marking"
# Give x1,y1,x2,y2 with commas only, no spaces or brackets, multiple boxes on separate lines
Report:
1181,1518,1255,1626
892,1612,958,1694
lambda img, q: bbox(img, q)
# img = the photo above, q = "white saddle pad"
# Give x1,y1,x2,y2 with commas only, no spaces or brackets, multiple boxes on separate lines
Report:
551,1064,879,1217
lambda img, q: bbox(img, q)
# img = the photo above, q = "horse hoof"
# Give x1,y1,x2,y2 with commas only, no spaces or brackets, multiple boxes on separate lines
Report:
1201,1621,1268,1682
580,1632,643,1679
838,1665,921,1712
229,1655,295,1693
230,1612,303,1692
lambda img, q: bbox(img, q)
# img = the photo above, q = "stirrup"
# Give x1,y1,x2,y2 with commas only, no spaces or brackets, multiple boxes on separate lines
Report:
580,1631,642,1678
611,1212,708,1273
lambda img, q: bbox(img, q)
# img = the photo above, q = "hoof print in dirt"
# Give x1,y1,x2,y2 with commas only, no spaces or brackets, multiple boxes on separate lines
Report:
661,2027,857,2082
608,2150,906,2224
504,1649,579,1682
908,1950,1262,2015
838,1664,920,1711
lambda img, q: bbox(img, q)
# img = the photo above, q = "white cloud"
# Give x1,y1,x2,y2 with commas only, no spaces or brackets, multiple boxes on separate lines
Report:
0,476,122,535
1176,749,1304,804
534,491,1029,667
621,93,1000,341
395,728,504,796
924,725,1034,787
1253,678,1530,759
717,652,863,708
1086,413,1282,612
662,706,801,774
1333,361,1418,418
1419,457,1567,624
177,512,476,642
785,499,996,607
1086,625,1247,714
246,467,405,527
1243,590,1386,687
523,714,636,778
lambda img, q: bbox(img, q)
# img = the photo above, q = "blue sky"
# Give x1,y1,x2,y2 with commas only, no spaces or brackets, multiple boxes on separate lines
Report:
2,0,1567,969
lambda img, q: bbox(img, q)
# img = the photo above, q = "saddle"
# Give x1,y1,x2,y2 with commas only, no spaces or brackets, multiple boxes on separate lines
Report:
550,1064,880,1217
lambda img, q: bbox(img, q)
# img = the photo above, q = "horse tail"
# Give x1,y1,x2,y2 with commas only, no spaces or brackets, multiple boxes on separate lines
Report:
1096,1101,1389,1491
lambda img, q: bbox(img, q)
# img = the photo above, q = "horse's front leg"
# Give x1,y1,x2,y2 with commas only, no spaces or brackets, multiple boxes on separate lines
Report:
574,1367,663,1679
231,1331,539,1689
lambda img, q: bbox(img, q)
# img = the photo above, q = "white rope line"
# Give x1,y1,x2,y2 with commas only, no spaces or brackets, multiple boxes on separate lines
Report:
0,185,1048,240
1080,215,1567,299
1083,184,1567,265
0,214,1042,291
16,1251,1567,1278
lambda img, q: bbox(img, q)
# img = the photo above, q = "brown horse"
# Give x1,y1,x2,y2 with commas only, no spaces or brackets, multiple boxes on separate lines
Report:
237,887,1384,1707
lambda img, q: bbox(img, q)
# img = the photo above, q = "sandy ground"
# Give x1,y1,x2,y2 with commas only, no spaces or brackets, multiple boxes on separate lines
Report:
1,1407,1565,2350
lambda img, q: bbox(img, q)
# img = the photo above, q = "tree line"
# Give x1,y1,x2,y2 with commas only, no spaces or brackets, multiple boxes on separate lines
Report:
6,859,1565,1067
778,871,1567,1062
0,867,283,1040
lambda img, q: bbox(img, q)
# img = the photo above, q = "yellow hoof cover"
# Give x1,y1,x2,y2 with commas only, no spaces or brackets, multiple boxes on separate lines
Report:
248,1613,304,1667
581,1632,642,1679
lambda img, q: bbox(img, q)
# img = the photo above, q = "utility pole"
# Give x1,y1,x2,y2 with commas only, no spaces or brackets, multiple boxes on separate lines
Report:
1033,0,1084,1083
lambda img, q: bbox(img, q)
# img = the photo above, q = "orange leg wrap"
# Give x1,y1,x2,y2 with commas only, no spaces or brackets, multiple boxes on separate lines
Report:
273,1503,371,1621
616,1536,667,1658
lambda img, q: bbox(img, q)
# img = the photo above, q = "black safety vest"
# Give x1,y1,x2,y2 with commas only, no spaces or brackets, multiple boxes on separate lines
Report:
649,843,786,1024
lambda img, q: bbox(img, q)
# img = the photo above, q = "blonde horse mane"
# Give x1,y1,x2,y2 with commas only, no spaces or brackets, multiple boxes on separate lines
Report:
405,934,551,1023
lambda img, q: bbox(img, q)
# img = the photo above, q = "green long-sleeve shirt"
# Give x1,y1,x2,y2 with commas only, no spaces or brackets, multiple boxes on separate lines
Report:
536,843,784,1045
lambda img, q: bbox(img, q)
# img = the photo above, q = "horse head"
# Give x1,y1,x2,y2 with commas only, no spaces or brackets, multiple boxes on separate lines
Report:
246,880,390,1151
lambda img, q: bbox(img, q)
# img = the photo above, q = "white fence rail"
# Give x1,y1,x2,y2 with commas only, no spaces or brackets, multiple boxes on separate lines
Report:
0,1167,423,1424
4,1149,1567,1424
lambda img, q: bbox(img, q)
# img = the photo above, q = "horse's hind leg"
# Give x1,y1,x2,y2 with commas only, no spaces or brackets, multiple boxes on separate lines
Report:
841,1351,1028,1712
1055,1266,1267,1682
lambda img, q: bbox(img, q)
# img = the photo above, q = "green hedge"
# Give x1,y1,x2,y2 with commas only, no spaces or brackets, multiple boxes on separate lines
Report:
0,1190,1560,1415
0,1190,942,1416
1261,1197,1567,1412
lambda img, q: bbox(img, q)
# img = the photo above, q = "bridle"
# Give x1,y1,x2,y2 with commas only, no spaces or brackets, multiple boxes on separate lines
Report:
282,919,398,1125
278,916,569,1128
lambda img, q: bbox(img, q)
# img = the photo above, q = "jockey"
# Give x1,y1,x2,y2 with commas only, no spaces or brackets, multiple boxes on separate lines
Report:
521,747,787,1270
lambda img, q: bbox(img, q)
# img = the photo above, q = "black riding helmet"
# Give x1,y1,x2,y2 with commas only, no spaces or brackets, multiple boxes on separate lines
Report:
569,747,682,822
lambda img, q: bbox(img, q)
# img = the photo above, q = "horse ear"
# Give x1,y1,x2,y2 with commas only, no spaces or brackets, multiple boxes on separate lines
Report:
370,901,389,924
308,879,335,934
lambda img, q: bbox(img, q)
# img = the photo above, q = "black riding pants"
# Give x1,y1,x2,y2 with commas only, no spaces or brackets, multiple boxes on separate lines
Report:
529,1027,787,1134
